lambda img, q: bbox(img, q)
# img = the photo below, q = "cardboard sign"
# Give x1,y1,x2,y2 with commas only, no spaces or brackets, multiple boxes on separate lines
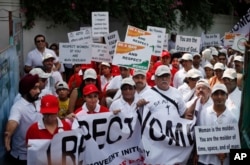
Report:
146,26,166,56
112,41,151,70
104,31,120,57
201,33,220,47
67,30,92,44
91,43,112,63
175,35,201,53
124,25,157,55
195,124,241,155
91,12,109,37
59,43,91,64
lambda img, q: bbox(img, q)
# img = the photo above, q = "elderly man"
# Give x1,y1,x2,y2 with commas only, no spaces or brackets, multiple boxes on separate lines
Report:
138,65,196,164
4,74,42,165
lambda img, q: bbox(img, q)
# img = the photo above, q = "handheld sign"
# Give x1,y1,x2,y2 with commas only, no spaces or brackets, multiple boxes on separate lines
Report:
91,12,109,37
124,25,157,55
68,30,92,44
195,124,241,155
91,43,112,63
232,35,247,53
59,43,91,64
112,41,151,70
201,33,220,48
146,26,166,56
175,35,201,53
104,30,120,57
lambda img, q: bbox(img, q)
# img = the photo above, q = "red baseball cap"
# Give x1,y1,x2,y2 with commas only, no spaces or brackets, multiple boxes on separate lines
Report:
40,95,59,114
83,84,99,96
161,50,170,58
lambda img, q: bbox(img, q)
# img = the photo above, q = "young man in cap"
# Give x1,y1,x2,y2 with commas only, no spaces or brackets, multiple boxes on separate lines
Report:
109,77,138,115
209,62,225,87
133,69,150,95
26,94,71,142
100,62,113,92
222,68,242,121
173,53,194,88
24,34,60,73
4,74,42,165
56,81,70,119
197,84,237,165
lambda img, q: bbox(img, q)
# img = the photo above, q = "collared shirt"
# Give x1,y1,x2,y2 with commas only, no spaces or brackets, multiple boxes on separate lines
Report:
178,83,196,103
109,95,139,115
198,106,237,165
26,117,71,143
173,68,189,88
75,103,109,116
8,97,42,160
25,48,58,68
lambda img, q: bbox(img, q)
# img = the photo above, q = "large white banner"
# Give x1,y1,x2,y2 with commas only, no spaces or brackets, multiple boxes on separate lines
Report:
27,110,196,164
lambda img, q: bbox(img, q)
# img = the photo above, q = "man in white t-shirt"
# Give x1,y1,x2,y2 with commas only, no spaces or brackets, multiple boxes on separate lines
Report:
173,53,193,88
138,65,196,164
4,74,42,165
24,34,60,73
222,68,242,121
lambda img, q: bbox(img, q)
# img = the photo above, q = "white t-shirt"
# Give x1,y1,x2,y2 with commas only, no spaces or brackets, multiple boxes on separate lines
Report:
8,97,42,160
178,83,196,103
226,87,242,121
173,68,189,88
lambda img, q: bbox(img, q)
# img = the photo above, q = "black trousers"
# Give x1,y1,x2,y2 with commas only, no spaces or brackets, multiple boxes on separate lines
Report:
4,153,27,165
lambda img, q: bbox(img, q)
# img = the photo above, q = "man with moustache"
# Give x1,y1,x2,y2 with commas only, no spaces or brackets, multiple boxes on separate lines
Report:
4,74,42,165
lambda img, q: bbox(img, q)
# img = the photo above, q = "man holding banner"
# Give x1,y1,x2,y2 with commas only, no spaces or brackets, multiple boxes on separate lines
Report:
138,65,196,164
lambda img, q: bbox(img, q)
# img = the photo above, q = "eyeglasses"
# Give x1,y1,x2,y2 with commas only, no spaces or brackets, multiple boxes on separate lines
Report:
36,40,45,43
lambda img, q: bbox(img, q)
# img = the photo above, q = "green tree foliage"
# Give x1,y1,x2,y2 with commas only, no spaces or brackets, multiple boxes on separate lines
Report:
20,0,249,31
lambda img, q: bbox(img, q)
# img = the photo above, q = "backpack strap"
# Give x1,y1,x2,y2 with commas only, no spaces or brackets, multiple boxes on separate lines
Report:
151,87,179,114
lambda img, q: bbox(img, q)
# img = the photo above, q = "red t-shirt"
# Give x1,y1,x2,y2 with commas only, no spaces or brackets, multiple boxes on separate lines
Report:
26,119,71,144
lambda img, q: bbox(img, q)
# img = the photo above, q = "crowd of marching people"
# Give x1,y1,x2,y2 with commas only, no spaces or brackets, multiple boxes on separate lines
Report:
3,33,246,165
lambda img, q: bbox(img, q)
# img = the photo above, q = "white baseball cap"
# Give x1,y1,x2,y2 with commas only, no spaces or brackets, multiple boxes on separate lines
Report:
83,68,97,80
222,68,237,79
196,79,210,89
121,77,135,87
181,53,193,61
186,69,202,78
56,81,69,90
211,84,228,94
213,62,225,70
234,56,244,62
42,53,55,62
155,65,171,76
133,69,146,77
204,62,214,70
101,62,111,67
193,53,201,57
29,68,51,79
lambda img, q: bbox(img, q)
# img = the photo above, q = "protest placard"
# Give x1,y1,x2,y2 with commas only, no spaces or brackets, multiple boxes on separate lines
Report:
232,35,247,53
91,43,112,63
112,41,151,70
104,30,120,57
201,33,220,48
224,32,242,48
67,29,92,44
91,12,109,37
146,26,166,56
175,35,201,53
124,25,157,55
59,43,91,64
195,124,241,155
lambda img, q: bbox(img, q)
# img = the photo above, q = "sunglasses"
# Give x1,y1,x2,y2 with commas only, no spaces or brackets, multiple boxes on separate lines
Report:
36,40,45,43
